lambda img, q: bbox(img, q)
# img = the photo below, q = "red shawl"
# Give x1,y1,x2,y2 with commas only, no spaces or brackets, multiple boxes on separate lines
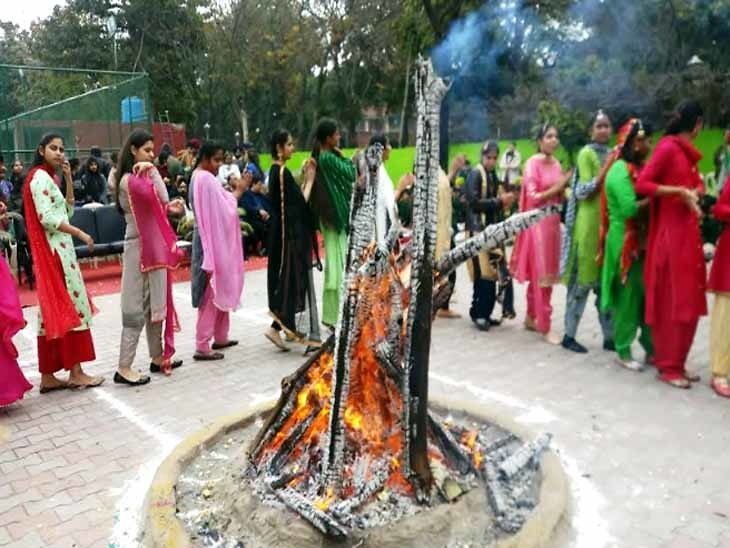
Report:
597,160,643,282
22,165,81,339
127,173,183,365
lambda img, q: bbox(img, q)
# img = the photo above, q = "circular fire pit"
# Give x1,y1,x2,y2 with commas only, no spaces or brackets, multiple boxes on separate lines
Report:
142,398,567,548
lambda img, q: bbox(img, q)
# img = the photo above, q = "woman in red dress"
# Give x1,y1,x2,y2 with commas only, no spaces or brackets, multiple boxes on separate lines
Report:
635,100,707,389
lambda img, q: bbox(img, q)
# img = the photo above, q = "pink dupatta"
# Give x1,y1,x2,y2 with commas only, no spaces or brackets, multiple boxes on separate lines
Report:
192,169,244,310
127,173,184,367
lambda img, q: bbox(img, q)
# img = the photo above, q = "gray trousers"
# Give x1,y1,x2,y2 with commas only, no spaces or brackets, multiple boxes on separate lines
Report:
118,241,164,368
564,266,613,341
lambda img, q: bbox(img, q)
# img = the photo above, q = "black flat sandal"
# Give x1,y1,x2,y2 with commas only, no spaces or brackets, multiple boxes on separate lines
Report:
150,359,183,374
114,372,151,386
212,340,239,350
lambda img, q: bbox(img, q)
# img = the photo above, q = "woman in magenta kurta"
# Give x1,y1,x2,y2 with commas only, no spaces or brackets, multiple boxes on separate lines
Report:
635,100,707,389
0,257,32,406
708,178,730,397
510,124,572,344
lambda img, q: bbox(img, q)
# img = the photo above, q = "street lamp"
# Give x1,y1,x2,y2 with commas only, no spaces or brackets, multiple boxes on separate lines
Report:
105,15,118,70
204,122,210,140
235,131,241,148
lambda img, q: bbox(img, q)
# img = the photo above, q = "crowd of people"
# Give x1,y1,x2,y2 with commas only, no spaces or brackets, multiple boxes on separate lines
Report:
0,98,729,408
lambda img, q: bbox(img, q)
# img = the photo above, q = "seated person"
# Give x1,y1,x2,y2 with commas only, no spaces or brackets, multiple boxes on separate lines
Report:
218,151,241,185
0,166,12,204
239,173,271,256
77,157,108,205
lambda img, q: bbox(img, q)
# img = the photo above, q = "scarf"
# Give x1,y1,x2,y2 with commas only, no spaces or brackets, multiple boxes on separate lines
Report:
22,165,81,339
191,168,244,311
597,119,644,281
127,173,183,365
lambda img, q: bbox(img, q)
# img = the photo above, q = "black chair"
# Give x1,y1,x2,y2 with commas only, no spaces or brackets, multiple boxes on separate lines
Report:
94,206,126,255
70,207,101,258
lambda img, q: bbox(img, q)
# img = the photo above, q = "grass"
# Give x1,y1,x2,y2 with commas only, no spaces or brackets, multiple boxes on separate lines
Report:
259,129,724,184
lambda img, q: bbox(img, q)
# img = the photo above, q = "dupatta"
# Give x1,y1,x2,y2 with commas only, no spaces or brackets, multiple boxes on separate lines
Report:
22,165,81,339
191,168,244,311
127,173,184,366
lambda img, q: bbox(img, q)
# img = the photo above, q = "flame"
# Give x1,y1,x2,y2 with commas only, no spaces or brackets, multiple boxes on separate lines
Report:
314,487,335,511
461,431,478,450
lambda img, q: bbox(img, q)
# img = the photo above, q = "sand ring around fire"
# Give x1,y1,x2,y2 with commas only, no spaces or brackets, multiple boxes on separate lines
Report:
141,398,568,548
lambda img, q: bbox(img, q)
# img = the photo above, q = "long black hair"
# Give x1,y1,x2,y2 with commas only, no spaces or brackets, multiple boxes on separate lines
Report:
192,141,224,170
309,118,340,228
270,128,291,160
115,129,154,211
665,100,703,136
312,118,339,159
32,133,64,167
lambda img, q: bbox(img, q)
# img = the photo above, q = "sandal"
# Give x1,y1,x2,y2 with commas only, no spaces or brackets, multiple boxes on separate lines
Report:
212,340,239,350
265,330,290,352
524,317,537,332
68,376,105,390
684,372,701,383
711,377,730,398
193,352,225,361
615,357,644,372
659,376,691,389
150,359,183,374
39,382,69,394
113,372,151,386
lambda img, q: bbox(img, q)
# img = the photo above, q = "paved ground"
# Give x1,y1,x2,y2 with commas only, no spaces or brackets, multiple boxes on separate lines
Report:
1,261,728,548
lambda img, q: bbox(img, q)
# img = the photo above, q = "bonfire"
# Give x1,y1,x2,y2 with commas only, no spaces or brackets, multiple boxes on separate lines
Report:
245,58,558,539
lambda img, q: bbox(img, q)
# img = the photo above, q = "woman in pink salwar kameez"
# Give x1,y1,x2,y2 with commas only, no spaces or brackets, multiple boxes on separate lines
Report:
510,124,572,344
0,258,33,406
190,142,248,360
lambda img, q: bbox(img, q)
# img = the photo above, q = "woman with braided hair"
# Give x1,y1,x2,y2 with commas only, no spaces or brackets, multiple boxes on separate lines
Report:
599,119,654,372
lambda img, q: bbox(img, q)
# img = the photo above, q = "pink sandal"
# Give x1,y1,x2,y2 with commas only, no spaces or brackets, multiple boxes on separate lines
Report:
711,377,730,398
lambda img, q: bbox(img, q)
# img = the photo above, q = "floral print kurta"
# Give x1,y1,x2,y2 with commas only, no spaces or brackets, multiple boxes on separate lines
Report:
30,170,92,334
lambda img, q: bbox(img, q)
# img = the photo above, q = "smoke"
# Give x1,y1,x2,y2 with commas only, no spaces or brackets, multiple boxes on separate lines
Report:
430,0,671,140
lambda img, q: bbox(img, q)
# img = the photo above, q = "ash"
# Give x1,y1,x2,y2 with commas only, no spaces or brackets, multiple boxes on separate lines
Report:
175,408,550,548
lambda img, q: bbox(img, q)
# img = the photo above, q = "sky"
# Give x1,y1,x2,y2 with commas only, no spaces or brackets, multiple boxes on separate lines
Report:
3,0,68,29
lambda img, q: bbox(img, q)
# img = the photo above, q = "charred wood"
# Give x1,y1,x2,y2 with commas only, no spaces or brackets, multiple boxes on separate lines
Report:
498,433,552,480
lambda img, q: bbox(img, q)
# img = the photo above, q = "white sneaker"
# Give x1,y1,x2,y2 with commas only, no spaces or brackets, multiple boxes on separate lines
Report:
615,357,644,372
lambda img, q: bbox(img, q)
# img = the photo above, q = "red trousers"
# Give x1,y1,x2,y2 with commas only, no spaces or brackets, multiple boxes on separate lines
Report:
650,271,699,381
37,329,96,374
526,282,553,334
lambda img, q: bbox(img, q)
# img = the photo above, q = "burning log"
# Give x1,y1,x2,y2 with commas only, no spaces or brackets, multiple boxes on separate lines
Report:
498,433,552,481
401,57,449,500
324,144,384,490
436,206,562,278
266,412,318,474
427,415,475,476
484,460,509,518
249,338,334,464
331,464,390,520
483,432,518,455
272,486,350,539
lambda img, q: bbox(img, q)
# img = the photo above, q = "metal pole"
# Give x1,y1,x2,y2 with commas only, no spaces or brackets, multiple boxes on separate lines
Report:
113,37,118,71
0,63,143,77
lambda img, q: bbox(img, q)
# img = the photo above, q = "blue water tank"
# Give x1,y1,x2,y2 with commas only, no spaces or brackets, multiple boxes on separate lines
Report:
121,96,146,123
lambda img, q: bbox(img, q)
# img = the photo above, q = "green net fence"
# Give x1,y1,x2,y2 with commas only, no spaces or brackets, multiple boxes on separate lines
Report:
0,65,152,163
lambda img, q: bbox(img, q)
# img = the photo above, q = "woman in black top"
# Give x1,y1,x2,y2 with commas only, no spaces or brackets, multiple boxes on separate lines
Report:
265,128,321,351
